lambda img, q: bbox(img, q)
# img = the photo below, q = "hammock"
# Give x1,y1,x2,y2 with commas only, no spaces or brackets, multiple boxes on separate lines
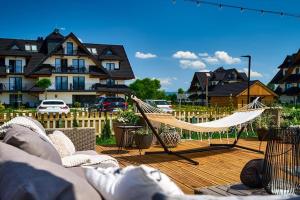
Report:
133,97,266,133
132,97,267,165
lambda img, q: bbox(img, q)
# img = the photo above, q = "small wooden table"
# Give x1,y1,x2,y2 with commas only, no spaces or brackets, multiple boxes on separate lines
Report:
117,125,143,153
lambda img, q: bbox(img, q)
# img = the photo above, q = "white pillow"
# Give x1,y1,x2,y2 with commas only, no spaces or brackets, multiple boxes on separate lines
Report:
62,154,90,168
85,165,183,200
48,130,76,158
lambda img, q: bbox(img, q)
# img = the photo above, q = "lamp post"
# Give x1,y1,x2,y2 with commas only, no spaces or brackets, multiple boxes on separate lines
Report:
241,55,251,104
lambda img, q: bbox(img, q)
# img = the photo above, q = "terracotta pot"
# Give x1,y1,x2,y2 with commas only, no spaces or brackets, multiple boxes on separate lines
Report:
134,134,153,149
256,128,269,141
113,122,134,147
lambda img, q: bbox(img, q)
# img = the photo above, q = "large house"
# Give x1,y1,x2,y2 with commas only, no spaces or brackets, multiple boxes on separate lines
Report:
188,67,277,107
270,49,300,104
0,29,134,107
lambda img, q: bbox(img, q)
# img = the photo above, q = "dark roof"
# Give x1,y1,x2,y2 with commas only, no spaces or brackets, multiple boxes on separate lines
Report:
280,74,300,84
207,80,277,97
0,30,134,80
269,69,283,84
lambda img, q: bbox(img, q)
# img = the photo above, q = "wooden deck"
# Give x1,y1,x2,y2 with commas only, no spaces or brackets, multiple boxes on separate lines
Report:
96,138,266,194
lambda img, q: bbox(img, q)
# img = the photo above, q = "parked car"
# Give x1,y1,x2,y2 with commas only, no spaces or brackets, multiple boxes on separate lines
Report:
37,100,70,114
89,96,127,112
145,99,174,113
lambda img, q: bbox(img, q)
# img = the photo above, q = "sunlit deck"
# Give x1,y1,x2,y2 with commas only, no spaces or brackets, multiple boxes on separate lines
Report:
96,138,266,194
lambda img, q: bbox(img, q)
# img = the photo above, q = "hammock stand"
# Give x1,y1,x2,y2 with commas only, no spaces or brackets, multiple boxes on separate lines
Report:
132,97,265,166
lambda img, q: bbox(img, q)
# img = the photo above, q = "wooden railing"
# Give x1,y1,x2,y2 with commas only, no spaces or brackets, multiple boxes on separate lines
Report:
0,110,231,135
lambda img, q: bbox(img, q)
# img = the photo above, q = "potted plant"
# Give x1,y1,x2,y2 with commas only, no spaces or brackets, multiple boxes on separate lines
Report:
134,128,153,149
113,108,140,147
254,114,274,141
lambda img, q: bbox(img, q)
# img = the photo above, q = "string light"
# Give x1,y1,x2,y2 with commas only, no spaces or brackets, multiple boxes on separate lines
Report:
183,0,300,20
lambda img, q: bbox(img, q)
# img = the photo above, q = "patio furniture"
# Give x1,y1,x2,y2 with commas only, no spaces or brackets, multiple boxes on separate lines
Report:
262,128,300,195
132,96,266,165
116,125,143,153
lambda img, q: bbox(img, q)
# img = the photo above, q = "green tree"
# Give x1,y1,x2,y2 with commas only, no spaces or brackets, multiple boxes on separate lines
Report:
267,83,275,91
129,78,166,100
178,88,184,94
36,78,52,100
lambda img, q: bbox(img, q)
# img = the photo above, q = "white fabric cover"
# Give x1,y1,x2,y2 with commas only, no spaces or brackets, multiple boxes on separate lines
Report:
85,165,184,200
0,116,53,145
62,154,119,168
48,130,76,158
62,154,90,167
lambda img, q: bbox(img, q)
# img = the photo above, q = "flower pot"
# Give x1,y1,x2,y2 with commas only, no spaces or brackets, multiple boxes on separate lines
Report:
113,122,134,147
256,128,269,141
134,134,153,149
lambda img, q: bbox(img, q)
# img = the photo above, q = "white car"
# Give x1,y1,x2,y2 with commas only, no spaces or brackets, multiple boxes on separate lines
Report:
146,99,174,113
37,100,70,114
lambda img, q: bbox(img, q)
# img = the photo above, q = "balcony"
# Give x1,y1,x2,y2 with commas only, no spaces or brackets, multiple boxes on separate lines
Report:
0,66,24,75
91,83,131,94
0,83,29,92
53,67,87,73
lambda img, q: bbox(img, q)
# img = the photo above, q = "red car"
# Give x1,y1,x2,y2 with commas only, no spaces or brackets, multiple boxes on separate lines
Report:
89,97,127,112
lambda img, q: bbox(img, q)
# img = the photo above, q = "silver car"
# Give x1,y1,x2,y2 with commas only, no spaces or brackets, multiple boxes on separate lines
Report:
37,100,70,114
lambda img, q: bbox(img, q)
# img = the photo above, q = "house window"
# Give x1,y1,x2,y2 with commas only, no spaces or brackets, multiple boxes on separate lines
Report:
9,60,22,73
66,42,73,55
55,76,68,90
9,77,22,91
105,63,115,70
72,59,85,72
25,44,37,52
107,79,115,86
9,94,22,107
286,83,292,90
106,50,113,55
73,76,85,90
55,58,61,72
296,68,300,74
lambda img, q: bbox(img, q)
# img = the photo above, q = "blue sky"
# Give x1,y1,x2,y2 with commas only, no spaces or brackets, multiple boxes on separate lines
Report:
1,0,300,91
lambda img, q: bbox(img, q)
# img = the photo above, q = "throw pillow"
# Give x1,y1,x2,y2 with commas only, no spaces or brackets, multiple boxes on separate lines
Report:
0,142,102,200
85,165,183,200
3,124,62,164
62,154,90,168
48,130,76,158
240,159,264,188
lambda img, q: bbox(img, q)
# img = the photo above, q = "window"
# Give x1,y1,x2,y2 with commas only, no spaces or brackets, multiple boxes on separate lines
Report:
298,83,300,88
8,60,22,73
73,76,85,90
9,94,22,107
87,48,97,55
9,77,22,91
66,42,73,55
107,79,115,86
55,58,61,72
106,50,113,55
286,83,292,90
105,62,115,70
72,59,85,72
296,68,300,74
25,44,37,51
55,76,68,90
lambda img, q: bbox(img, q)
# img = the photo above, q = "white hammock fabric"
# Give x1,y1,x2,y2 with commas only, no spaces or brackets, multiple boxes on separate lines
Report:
133,97,266,133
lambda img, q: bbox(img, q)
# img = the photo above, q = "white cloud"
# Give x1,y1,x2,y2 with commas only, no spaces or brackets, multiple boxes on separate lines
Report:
198,52,209,57
135,51,157,59
173,51,198,59
199,69,210,72
155,77,177,87
202,56,219,64
179,60,206,70
214,51,241,64
240,68,263,78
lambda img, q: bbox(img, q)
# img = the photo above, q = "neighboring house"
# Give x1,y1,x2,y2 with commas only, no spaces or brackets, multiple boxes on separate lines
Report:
270,49,300,104
187,67,277,107
0,29,134,107
187,67,247,105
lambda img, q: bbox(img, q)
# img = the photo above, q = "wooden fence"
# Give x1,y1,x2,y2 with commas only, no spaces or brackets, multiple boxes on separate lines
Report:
0,110,231,135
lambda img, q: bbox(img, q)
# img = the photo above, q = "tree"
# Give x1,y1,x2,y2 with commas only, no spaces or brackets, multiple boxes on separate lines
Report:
36,78,51,100
178,88,184,94
267,83,275,91
129,78,166,100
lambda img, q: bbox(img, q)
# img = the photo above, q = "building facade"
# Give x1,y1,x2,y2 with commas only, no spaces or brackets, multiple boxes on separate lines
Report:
270,50,300,104
0,29,134,107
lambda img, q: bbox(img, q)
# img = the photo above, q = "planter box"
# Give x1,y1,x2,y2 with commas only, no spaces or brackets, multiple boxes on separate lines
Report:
134,134,153,149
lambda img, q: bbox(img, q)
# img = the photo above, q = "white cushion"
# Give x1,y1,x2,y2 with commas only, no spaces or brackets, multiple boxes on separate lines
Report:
48,130,76,158
85,165,183,200
62,154,90,168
